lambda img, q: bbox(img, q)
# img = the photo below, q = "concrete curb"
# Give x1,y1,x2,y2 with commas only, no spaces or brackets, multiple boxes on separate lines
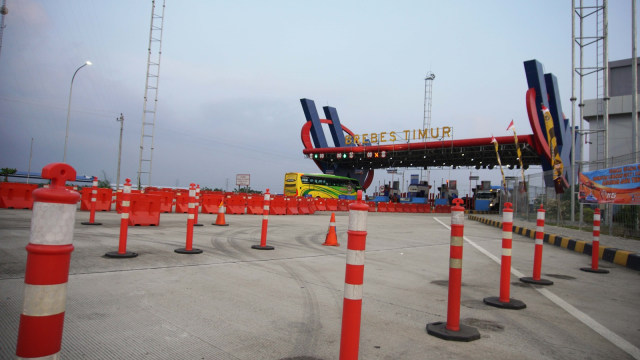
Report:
467,214,640,272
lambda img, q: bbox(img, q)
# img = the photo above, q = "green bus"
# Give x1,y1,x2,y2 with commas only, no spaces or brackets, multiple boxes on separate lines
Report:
284,172,361,198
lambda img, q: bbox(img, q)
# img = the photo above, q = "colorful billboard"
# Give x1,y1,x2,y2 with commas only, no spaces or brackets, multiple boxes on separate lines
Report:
578,164,640,204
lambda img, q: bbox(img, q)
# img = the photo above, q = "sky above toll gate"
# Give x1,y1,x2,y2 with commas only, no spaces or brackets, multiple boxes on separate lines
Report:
0,1,638,195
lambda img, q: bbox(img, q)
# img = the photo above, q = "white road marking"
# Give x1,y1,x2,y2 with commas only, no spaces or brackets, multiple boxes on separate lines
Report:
434,217,640,360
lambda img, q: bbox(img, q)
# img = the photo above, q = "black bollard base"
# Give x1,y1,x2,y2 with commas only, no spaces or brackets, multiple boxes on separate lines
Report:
426,321,480,342
81,222,102,226
520,277,554,285
175,248,203,254
105,251,138,258
483,296,526,310
580,267,609,274
193,223,204,227
251,244,274,250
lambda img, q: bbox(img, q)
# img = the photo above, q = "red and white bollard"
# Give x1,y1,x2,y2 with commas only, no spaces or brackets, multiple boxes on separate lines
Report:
427,198,480,342
520,205,553,285
81,176,102,225
252,189,274,250
581,208,609,274
193,184,203,226
339,190,369,359
175,183,203,254
16,163,80,359
105,178,138,258
484,202,526,309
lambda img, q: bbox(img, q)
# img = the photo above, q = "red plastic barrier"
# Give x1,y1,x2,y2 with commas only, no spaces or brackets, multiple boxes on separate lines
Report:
80,187,113,212
0,182,38,209
305,198,317,215
246,195,264,215
269,195,286,215
175,192,190,213
387,202,397,212
367,202,376,212
326,198,338,211
145,191,174,213
377,202,387,212
298,197,310,215
314,197,326,211
226,194,246,214
337,199,349,211
128,194,161,226
307,197,317,214
201,193,224,214
286,196,299,215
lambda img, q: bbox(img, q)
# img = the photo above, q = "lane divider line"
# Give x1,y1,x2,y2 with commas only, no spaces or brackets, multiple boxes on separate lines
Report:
434,217,640,360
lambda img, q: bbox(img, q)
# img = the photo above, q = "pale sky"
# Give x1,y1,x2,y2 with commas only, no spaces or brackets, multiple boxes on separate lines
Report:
0,1,637,195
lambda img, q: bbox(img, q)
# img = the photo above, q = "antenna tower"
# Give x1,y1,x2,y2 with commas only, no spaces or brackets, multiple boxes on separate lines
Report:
423,72,436,131
137,0,166,188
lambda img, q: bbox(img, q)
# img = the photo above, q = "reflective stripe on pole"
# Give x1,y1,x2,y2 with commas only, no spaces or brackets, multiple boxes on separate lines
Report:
186,185,196,249
252,189,274,250
592,209,601,269
82,176,101,225
339,190,368,360
532,206,545,280
446,200,465,332
499,204,513,303
175,184,203,254
520,205,552,285
483,202,526,309
261,190,270,246
580,208,609,273
16,163,80,360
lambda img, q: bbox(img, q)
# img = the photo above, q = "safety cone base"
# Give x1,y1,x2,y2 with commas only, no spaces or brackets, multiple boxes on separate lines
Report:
251,244,274,250
580,267,610,274
193,223,204,227
483,296,526,310
175,248,203,254
213,223,229,226
519,277,554,286
322,241,339,247
81,222,103,226
426,321,480,342
104,251,138,258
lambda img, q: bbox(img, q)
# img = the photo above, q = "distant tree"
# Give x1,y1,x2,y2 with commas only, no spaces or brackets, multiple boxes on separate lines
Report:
1,167,17,182
236,186,261,194
98,170,112,189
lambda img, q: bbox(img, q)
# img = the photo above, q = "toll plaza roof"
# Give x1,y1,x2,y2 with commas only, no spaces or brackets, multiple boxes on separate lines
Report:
302,134,542,171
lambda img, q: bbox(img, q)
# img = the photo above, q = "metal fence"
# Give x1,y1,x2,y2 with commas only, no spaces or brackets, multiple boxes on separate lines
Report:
497,152,640,239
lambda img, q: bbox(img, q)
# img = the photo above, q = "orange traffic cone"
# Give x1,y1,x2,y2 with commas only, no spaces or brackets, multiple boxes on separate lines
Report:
323,212,339,246
213,199,229,226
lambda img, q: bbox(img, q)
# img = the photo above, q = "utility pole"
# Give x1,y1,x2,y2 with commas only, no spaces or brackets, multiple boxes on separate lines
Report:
116,114,124,191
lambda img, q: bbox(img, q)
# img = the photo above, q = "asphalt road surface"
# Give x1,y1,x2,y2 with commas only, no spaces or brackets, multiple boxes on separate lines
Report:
1,209,639,359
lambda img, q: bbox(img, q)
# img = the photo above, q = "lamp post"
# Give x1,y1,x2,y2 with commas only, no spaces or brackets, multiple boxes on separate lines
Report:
63,61,92,163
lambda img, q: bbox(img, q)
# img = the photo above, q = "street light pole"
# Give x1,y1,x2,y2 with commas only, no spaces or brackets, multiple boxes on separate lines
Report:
116,113,124,191
63,60,92,163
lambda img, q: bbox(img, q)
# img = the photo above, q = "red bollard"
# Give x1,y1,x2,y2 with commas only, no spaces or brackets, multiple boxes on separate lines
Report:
16,163,80,359
427,198,480,342
252,189,274,250
81,176,102,225
520,205,552,285
339,190,370,359
105,178,138,258
175,183,203,254
484,202,526,309
193,184,203,226
581,208,609,274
